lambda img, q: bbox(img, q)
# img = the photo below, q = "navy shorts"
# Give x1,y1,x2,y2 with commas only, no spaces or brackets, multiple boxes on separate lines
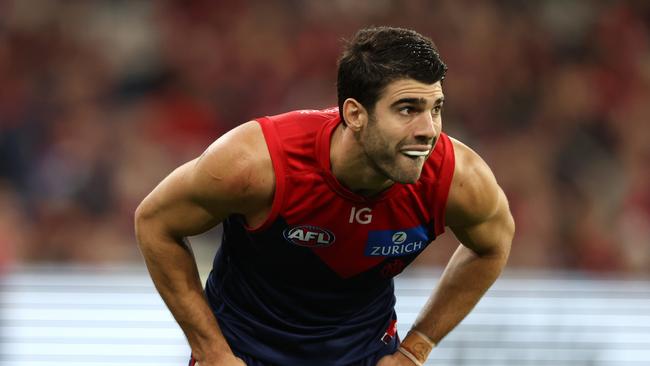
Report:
188,334,399,366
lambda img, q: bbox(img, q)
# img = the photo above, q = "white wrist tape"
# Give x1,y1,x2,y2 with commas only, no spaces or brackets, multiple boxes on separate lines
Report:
398,346,424,366
410,329,436,348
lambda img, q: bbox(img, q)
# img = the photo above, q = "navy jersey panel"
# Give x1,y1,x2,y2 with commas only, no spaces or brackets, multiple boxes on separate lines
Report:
204,108,455,365
206,215,397,365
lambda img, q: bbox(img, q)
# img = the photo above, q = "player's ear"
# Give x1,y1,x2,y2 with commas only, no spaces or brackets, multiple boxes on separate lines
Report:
342,98,368,132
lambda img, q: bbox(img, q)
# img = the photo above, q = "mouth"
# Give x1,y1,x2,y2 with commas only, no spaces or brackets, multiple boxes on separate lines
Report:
401,150,429,157
400,145,432,159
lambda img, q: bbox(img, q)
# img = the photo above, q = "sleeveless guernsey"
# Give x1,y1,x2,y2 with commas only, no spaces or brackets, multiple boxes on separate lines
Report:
204,108,455,365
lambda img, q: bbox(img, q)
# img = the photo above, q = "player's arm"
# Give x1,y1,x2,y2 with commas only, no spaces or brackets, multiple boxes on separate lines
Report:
395,138,515,365
134,121,273,365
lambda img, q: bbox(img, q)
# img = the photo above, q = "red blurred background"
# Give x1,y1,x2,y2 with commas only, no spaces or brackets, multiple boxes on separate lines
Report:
1,0,649,275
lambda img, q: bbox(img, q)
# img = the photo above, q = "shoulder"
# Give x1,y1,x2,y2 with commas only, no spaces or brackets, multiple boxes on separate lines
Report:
190,121,274,214
262,107,339,128
445,137,502,228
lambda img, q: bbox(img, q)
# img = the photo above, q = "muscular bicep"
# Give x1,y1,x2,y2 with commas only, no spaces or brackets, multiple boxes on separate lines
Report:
445,138,515,257
449,187,514,258
135,121,273,239
135,159,224,238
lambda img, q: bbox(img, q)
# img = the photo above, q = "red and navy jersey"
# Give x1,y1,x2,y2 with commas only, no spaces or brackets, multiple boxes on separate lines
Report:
205,108,455,365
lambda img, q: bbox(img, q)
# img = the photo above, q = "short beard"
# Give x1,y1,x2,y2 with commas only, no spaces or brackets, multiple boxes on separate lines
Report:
361,112,425,184
359,112,402,182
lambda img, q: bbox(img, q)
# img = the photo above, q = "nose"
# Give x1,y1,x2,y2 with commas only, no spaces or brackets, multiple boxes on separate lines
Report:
413,112,438,143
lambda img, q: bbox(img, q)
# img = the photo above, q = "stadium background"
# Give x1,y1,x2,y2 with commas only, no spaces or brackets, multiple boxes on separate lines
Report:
1,1,649,365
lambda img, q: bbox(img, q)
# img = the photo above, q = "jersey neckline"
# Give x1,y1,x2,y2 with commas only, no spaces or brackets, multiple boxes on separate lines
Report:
315,116,401,203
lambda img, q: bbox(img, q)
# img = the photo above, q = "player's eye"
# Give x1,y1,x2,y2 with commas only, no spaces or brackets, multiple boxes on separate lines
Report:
432,105,443,114
398,106,415,116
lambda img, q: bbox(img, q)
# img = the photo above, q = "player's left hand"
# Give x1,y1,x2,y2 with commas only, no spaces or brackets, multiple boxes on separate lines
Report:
376,351,418,366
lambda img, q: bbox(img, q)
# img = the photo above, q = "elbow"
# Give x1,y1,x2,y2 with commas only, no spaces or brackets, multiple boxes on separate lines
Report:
499,212,515,263
134,200,148,224
505,210,515,248
134,200,153,249
498,190,516,258
489,207,515,263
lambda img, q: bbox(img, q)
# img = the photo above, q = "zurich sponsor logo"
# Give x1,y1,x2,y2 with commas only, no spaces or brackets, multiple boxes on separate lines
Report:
392,231,407,244
283,225,336,248
365,225,430,257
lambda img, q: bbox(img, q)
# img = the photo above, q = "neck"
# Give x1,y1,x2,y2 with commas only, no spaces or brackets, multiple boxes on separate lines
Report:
330,124,394,197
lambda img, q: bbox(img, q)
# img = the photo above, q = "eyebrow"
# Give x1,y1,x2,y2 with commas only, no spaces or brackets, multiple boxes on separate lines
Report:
390,96,445,108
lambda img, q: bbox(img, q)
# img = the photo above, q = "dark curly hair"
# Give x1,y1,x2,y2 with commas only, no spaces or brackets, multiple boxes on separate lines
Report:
337,27,447,122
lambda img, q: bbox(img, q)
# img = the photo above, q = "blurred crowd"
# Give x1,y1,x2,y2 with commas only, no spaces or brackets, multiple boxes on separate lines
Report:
1,0,649,274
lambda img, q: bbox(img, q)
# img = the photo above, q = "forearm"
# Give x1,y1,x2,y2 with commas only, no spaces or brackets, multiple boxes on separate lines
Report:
405,243,508,356
136,222,232,361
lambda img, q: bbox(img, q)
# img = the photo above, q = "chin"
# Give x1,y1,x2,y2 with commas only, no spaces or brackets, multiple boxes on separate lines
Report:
376,157,424,184
391,170,423,184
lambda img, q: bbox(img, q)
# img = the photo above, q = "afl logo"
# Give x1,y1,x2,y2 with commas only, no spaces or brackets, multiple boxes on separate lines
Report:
392,231,407,244
283,225,336,248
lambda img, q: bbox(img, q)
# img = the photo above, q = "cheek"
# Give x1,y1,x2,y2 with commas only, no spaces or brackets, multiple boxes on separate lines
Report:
366,123,393,148
365,116,406,153
383,129,404,152
383,120,409,145
435,117,443,133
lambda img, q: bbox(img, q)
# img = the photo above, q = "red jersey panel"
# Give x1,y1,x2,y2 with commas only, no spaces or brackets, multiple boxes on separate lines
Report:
255,107,454,279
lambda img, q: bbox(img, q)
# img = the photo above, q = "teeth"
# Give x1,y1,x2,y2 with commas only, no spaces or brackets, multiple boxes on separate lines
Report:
402,150,428,157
